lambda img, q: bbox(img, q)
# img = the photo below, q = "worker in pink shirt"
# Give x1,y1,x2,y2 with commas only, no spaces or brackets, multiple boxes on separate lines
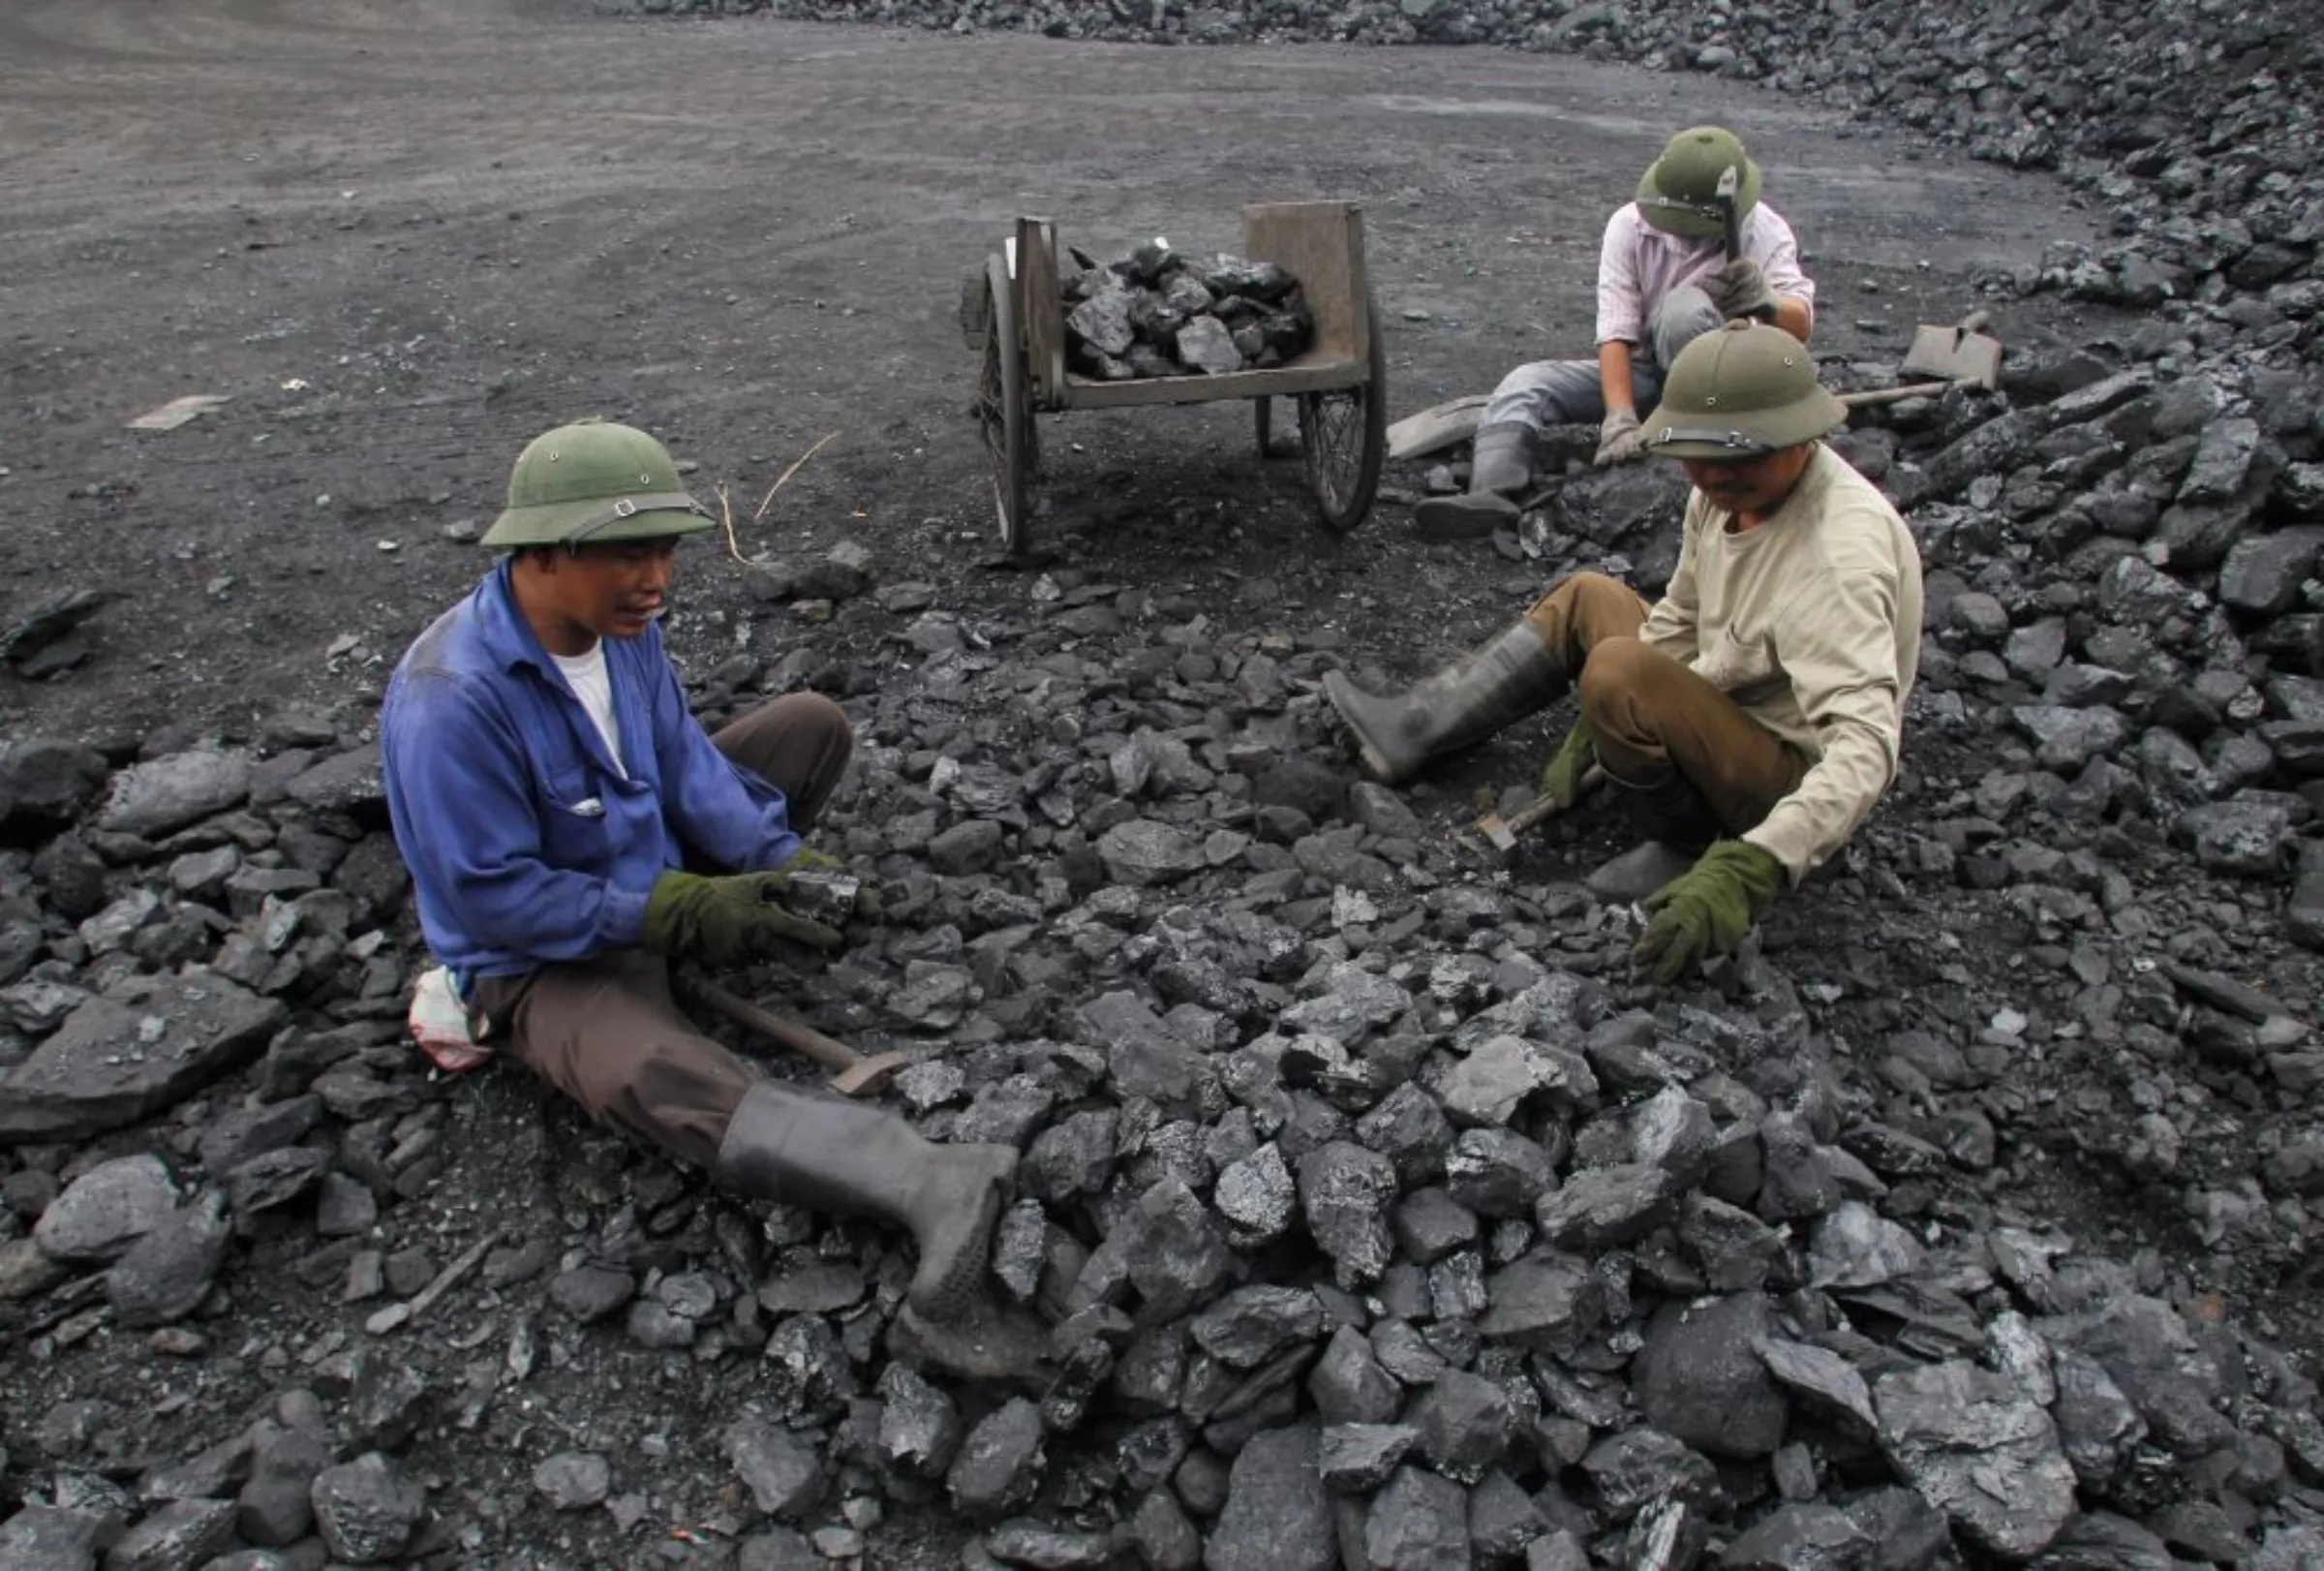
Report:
1414,125,1817,537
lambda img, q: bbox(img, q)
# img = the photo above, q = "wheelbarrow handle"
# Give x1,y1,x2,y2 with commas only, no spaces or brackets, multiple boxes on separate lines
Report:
1838,379,1972,409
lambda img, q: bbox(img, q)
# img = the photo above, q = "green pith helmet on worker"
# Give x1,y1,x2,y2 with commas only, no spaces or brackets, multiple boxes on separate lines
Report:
1636,125,1763,239
1640,320,1847,460
480,418,718,550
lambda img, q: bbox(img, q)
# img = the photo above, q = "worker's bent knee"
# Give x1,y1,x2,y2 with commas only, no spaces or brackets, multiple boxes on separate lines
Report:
792,690,851,730
1577,635,1673,718
1562,570,1632,602
760,690,854,747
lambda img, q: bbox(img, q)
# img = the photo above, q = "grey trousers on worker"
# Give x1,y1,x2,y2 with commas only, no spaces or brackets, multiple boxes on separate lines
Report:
470,693,855,1170
1476,285,1725,438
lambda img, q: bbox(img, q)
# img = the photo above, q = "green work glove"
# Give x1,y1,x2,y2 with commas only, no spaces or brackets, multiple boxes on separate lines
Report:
1538,719,1597,807
777,843,884,923
642,870,844,970
1631,840,1787,986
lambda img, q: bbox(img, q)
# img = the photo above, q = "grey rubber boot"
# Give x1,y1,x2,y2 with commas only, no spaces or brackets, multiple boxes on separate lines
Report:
1323,619,1570,786
1586,765,1726,904
1412,423,1534,539
716,1081,1017,1322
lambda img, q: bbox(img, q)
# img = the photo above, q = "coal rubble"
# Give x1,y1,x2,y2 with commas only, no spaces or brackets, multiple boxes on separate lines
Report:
9,0,2324,1565
3,504,2324,1570
1063,240,1314,382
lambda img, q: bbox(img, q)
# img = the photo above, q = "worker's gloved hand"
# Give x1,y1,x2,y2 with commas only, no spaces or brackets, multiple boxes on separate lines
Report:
1538,719,1597,807
1593,409,1645,467
1631,840,1786,985
776,843,884,924
643,870,844,970
1701,258,1777,323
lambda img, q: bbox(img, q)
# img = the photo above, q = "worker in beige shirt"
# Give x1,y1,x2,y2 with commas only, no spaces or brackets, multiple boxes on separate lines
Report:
1327,321,1923,982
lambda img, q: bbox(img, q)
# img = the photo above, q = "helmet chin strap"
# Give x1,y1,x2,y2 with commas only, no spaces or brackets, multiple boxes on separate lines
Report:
557,492,711,545
1638,195,1723,226
1645,425,1774,457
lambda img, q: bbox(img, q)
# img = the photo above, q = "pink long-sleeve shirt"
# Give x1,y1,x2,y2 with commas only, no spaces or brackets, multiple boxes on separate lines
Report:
1594,201,1814,346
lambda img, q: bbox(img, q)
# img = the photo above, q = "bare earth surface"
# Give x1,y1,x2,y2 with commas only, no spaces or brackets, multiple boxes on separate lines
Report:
2,2,2212,1566
1,0,2108,751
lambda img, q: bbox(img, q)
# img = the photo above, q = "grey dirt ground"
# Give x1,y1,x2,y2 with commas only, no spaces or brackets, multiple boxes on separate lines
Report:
1,0,2108,749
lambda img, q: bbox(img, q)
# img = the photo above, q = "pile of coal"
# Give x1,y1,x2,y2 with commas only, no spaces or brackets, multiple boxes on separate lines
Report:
1063,239,1314,381
5,517,2324,1565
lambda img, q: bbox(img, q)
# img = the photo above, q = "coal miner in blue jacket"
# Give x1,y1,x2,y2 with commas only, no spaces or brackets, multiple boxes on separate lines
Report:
382,556,803,999
378,419,1013,1324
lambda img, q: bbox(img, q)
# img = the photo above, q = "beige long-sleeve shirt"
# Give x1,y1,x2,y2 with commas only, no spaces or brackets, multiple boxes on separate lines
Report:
1637,445,1923,881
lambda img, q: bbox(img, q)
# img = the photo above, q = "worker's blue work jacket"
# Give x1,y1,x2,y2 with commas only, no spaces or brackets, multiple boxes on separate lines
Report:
381,562,800,996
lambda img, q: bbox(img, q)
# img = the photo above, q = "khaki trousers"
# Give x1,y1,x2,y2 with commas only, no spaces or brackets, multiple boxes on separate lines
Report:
1523,572,1808,835
471,692,854,1169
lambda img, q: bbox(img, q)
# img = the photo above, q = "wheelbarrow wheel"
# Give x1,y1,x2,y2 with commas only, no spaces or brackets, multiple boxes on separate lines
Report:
974,255,1037,555
1299,300,1387,534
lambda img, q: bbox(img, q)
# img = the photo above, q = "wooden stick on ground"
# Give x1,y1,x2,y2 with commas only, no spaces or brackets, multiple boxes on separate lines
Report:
715,432,844,566
408,1229,505,1323
751,431,841,522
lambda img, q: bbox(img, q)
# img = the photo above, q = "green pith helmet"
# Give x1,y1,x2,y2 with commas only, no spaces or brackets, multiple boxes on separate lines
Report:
480,419,717,549
1636,125,1763,239
1641,320,1847,460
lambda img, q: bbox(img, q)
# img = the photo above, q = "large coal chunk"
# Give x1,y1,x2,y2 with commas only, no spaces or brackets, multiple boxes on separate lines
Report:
96,747,254,838
1631,1291,1788,1461
1121,1178,1233,1319
1874,1361,2076,1559
0,974,287,1143
1362,1466,1472,1570
1206,1421,1336,1571
1297,1141,1400,1288
0,738,109,834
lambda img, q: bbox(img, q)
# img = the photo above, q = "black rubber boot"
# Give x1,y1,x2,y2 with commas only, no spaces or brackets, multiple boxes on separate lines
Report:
1323,619,1570,786
1586,765,1726,904
1412,422,1534,539
716,1082,1016,1322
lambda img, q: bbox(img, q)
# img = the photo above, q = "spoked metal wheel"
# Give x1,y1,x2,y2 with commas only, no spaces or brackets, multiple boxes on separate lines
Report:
973,255,1038,555
1299,300,1388,535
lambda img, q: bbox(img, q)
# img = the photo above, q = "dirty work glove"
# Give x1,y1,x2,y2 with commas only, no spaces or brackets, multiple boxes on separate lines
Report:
1631,840,1786,985
642,870,844,970
776,843,884,924
1593,409,1645,467
1538,719,1597,807
1700,258,1777,323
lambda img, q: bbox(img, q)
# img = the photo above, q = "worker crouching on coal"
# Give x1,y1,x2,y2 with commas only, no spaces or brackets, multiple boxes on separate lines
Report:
1328,322,1924,983
1414,124,1816,537
379,418,1014,1321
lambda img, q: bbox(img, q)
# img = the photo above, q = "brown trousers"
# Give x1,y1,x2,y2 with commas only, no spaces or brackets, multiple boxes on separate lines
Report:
471,693,855,1170
1524,571,1808,835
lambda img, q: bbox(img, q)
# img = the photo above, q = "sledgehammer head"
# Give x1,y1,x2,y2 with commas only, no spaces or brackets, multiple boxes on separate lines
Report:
1472,764,1607,855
